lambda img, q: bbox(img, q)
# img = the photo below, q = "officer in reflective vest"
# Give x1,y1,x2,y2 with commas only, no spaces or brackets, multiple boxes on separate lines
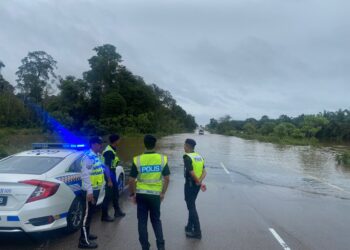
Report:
129,135,170,250
79,136,110,249
101,134,125,222
183,138,206,239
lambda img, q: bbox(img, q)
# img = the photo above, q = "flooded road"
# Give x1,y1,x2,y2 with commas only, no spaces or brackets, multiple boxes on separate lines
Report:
1,133,350,250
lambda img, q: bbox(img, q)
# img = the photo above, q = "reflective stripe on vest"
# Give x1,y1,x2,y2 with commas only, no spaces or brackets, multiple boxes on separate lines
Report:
82,151,105,190
186,152,204,178
102,145,120,169
133,153,167,195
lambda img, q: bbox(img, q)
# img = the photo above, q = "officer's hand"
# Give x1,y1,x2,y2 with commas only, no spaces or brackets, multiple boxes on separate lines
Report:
87,193,95,203
160,193,165,202
108,181,113,187
200,183,207,192
130,194,137,205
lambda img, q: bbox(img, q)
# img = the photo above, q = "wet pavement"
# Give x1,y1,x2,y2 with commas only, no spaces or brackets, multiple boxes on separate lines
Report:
1,133,350,250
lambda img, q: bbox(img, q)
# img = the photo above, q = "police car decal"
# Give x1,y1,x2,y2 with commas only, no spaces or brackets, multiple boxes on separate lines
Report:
56,174,82,195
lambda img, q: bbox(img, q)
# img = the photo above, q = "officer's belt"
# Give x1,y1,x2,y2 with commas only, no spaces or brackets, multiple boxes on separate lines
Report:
138,179,161,183
136,189,161,195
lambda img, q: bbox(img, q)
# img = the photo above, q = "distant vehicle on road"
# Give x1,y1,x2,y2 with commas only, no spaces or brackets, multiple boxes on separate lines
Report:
199,129,204,135
0,143,125,233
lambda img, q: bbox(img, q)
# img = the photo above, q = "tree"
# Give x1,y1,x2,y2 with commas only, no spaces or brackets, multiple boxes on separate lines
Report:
101,91,127,118
0,61,14,93
243,122,256,135
84,44,123,119
300,115,329,138
16,51,57,104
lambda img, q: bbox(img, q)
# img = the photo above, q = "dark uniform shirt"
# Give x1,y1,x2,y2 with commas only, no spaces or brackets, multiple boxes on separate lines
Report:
103,145,119,183
130,151,171,178
103,145,119,169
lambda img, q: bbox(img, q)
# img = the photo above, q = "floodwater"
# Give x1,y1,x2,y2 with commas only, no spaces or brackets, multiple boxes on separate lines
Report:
2,132,350,250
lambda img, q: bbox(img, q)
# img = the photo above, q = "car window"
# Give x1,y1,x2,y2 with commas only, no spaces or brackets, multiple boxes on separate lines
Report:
67,156,82,173
0,156,63,175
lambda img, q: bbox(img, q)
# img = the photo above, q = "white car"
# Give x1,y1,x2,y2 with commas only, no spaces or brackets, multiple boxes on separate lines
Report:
0,143,125,233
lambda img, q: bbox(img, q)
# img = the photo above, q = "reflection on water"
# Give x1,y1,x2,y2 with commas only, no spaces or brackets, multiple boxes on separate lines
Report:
118,133,350,199
107,133,350,199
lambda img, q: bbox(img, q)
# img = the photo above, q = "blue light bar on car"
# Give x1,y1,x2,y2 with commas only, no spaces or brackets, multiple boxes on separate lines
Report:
32,143,88,150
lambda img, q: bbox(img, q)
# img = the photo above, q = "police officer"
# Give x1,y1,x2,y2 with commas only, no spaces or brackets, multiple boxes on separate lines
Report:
183,138,206,239
79,136,110,249
129,135,170,250
101,134,125,222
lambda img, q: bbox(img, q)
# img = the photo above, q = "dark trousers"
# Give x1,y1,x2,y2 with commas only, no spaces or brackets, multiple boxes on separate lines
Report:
136,194,165,249
102,184,121,217
80,190,100,242
184,181,201,233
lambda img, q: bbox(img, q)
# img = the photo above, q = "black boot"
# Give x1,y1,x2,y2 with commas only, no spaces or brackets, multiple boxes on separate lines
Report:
185,225,192,233
157,241,165,250
88,234,98,240
114,210,126,218
78,239,98,249
186,230,202,239
101,215,114,222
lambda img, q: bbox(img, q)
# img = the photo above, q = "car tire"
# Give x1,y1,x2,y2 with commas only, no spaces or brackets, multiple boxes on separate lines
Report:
118,174,124,194
66,196,84,233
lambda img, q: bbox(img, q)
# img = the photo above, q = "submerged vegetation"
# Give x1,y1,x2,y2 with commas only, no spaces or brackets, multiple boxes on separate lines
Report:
207,111,350,145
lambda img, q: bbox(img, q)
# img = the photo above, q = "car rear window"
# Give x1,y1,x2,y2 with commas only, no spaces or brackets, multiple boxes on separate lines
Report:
0,156,63,174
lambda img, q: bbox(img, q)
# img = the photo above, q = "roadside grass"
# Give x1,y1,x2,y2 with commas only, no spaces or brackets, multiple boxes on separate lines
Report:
336,150,350,167
225,131,319,146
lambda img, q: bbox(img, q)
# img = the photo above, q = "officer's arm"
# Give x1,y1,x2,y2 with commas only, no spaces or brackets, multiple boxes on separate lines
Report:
189,171,201,185
162,175,170,195
199,169,207,183
128,163,138,195
103,151,114,169
81,156,93,195
161,162,170,196
103,164,113,186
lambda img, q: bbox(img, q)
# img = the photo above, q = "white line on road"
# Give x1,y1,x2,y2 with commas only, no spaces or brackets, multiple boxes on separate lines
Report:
269,228,291,250
220,162,230,174
283,166,346,193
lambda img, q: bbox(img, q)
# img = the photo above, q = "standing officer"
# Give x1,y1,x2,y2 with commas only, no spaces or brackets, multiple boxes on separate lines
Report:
101,134,126,222
78,136,108,249
129,135,170,250
183,138,206,239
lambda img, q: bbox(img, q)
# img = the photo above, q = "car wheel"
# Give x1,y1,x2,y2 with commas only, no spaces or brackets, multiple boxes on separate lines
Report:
118,174,124,194
66,196,84,233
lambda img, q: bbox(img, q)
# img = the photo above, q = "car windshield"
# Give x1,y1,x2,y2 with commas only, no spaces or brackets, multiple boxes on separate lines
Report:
0,156,63,175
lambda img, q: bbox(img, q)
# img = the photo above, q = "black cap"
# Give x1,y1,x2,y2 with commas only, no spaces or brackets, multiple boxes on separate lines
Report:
144,134,157,149
185,138,196,148
109,134,120,143
89,136,103,145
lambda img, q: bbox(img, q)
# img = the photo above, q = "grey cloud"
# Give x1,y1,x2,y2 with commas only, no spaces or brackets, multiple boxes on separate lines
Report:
0,0,349,125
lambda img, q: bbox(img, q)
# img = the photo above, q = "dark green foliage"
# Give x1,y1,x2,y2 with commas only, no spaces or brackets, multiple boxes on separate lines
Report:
207,110,350,144
0,44,197,136
16,51,57,104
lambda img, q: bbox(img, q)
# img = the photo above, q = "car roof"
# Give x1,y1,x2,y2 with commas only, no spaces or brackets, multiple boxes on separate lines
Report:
15,149,83,158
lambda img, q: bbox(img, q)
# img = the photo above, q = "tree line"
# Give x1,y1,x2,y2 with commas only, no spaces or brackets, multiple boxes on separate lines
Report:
0,44,197,136
207,111,350,144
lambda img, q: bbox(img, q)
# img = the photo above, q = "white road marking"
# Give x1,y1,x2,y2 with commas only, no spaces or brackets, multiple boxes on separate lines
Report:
220,162,230,174
269,228,291,250
284,166,346,193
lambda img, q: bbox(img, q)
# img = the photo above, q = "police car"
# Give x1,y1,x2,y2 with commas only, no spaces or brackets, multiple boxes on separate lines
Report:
0,143,125,233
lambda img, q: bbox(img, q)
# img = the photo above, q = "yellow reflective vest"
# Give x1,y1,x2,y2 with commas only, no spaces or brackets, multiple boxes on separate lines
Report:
133,153,167,195
82,150,105,190
102,145,120,169
185,152,204,178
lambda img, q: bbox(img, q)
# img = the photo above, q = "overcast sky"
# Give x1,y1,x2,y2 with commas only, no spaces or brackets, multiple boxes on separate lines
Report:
1,0,349,125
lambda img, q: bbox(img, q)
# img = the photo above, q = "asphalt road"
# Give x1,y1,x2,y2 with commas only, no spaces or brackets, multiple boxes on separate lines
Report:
1,133,350,250
2,165,350,250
